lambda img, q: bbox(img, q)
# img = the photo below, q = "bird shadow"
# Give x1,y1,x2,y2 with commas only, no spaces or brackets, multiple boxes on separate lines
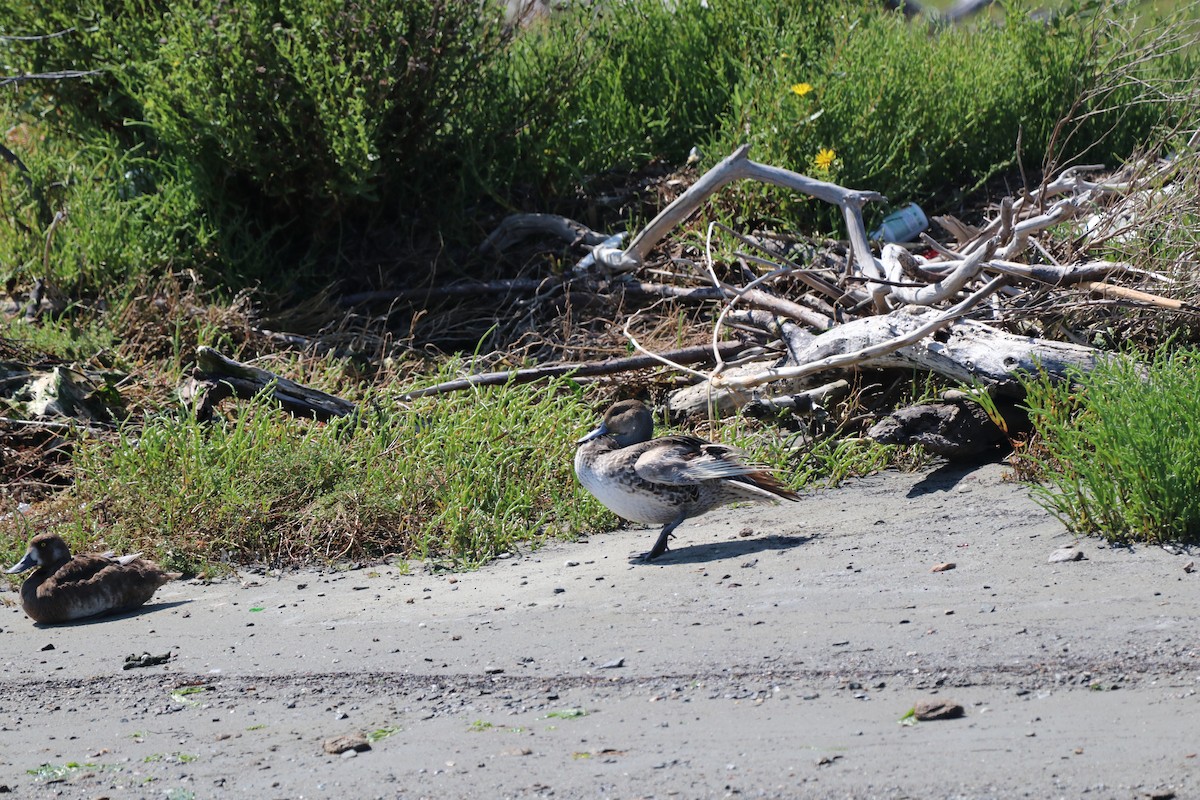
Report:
32,599,192,628
905,457,1001,499
628,532,817,566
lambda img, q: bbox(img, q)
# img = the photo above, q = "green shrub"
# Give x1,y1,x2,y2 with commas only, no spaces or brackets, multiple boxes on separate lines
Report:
467,0,854,203
0,126,214,294
2,0,1193,296
709,6,1084,225
1021,349,1200,544
3,0,508,289
127,0,498,213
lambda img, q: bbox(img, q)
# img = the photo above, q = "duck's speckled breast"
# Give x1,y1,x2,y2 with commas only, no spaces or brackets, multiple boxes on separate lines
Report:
574,443,696,525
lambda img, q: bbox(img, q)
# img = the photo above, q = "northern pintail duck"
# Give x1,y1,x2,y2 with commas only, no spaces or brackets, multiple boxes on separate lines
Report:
575,399,800,560
6,533,181,624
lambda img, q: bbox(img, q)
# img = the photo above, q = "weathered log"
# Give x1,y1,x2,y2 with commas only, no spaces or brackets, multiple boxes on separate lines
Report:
673,302,1104,412
748,378,852,414
668,371,850,418
667,360,797,417
190,346,357,421
780,305,1102,392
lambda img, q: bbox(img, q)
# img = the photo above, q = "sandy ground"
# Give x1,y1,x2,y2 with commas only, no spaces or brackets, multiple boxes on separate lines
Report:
2,460,1198,800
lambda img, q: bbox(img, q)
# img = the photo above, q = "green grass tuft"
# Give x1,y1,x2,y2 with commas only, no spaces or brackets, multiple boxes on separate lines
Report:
1020,348,1200,544
57,374,614,573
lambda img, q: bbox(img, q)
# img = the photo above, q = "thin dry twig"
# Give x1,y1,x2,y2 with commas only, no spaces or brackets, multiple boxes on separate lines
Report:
402,341,745,399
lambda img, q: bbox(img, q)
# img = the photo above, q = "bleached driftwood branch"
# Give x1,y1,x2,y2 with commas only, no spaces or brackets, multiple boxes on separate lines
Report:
595,145,885,286
671,299,1102,413
879,239,995,305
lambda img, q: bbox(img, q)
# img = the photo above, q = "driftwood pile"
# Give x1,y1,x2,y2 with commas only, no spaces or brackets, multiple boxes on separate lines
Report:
193,143,1189,457
478,145,1188,455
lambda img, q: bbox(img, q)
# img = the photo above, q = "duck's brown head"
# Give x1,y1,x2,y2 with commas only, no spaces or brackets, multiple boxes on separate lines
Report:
578,399,654,448
7,533,72,575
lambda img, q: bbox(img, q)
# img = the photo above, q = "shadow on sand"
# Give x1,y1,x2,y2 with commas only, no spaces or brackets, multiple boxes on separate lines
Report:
31,599,192,628
628,533,817,566
905,457,1003,499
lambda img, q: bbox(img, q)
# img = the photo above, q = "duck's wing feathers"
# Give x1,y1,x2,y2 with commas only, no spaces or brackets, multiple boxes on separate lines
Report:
632,436,760,484
49,554,128,586
634,436,801,502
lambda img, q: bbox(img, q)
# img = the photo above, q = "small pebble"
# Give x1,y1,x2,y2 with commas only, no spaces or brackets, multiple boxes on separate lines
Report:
913,699,964,721
1048,547,1085,563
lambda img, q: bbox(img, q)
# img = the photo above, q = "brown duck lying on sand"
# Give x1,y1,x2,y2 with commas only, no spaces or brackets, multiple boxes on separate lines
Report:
6,533,181,624
574,399,801,560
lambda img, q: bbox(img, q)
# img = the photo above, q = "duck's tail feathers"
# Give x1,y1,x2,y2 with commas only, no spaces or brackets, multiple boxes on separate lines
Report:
731,470,801,503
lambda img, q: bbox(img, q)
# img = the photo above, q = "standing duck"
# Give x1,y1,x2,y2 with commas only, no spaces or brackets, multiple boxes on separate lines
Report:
575,399,800,560
6,533,181,624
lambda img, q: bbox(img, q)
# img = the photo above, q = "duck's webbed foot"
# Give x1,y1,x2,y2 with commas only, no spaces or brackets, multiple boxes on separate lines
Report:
644,518,682,561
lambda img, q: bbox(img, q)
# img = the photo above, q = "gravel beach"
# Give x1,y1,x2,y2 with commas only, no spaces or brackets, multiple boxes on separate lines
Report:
3,461,1197,799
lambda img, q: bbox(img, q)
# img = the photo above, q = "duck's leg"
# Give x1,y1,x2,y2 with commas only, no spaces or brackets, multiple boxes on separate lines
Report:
645,513,686,561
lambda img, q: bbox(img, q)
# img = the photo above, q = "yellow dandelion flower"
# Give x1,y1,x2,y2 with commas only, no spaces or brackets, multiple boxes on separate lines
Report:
790,82,814,97
814,147,836,171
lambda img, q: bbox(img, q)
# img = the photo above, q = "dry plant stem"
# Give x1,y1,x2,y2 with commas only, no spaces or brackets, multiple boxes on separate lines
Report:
621,316,715,382
400,341,745,400
621,280,832,331
42,209,66,274
1084,282,1193,312
699,221,835,377
341,278,552,306
735,250,850,306
0,29,76,42
0,69,100,89
723,225,865,304
0,415,105,434
617,145,883,280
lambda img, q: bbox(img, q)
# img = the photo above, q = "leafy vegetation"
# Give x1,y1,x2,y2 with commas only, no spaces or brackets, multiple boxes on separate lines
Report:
1019,349,1200,544
3,0,1190,295
1,0,1198,570
38,374,612,572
